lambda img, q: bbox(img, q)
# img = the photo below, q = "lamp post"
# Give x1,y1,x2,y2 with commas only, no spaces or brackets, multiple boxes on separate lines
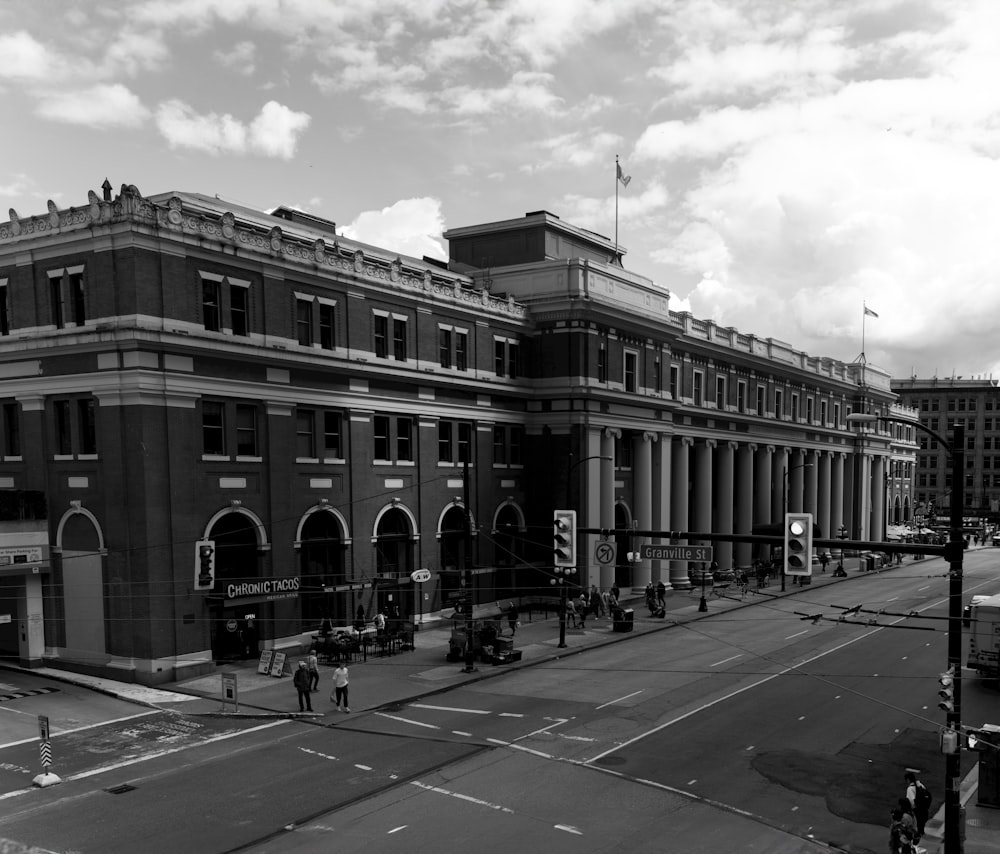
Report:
837,524,848,575
782,461,813,592
849,413,965,853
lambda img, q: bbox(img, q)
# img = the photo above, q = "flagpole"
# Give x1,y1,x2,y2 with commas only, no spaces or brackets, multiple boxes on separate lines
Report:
861,302,867,363
615,155,620,255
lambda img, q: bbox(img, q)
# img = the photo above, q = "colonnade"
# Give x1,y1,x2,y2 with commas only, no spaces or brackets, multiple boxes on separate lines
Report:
580,427,884,593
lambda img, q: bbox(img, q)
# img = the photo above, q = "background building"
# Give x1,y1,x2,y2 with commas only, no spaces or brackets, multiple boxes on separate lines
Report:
0,184,909,684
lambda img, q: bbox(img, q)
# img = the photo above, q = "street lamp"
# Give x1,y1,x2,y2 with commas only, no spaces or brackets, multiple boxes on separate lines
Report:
837,524,848,576
782,461,813,591
849,413,965,854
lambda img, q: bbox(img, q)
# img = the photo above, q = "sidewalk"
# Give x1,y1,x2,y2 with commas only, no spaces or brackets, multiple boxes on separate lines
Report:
9,555,1000,851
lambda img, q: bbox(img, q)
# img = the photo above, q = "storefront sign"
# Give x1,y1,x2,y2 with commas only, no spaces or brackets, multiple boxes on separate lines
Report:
269,651,287,677
257,649,274,675
411,569,431,583
224,577,300,601
0,547,44,566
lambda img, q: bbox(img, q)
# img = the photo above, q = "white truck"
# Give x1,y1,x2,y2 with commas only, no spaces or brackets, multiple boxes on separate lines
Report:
967,593,1000,678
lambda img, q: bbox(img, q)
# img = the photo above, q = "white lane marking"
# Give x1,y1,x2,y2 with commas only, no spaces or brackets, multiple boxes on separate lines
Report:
410,780,514,813
516,718,569,742
0,709,160,749
0,720,292,795
798,716,805,721
555,825,583,835
452,731,472,737
687,779,697,786
299,746,337,761
557,734,596,742
388,826,408,834
887,597,899,602
586,621,897,764
918,586,930,591
498,713,524,718
411,703,490,715
508,743,554,758
375,712,439,730
356,764,372,771
784,630,808,640
596,690,643,710
710,654,743,667
487,738,509,746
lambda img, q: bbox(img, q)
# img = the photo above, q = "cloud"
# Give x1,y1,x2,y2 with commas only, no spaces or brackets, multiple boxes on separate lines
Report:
35,84,152,127
534,131,625,170
213,40,257,75
155,99,310,157
341,198,447,261
0,31,58,81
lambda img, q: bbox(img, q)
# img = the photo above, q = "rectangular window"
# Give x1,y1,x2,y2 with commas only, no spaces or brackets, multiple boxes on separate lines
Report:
598,347,608,383
669,365,679,400
0,280,9,336
737,380,746,413
806,397,814,424
624,351,638,393
396,417,413,461
55,400,72,454
2,402,20,456
319,302,335,350
296,298,313,346
455,331,468,371
508,342,520,378
715,376,726,409
458,422,472,463
374,415,391,461
69,271,85,325
821,400,828,425
774,389,784,418
296,409,316,458
202,277,221,332
834,402,841,426
494,340,505,376
510,426,524,466
78,399,96,454
438,421,453,462
653,358,661,393
756,385,765,415
50,274,64,329
202,401,225,455
791,393,800,420
440,328,452,368
230,284,249,336
392,318,407,361
494,338,520,378
236,404,258,456
374,314,388,358
323,411,342,458
693,371,703,406
493,426,506,465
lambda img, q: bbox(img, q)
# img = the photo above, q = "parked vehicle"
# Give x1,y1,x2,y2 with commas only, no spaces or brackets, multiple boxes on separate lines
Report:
967,593,1000,677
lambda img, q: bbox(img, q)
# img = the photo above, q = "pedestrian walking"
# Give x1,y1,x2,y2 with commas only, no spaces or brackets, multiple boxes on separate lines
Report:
904,770,932,843
601,588,611,617
590,585,603,619
737,569,750,599
565,596,578,628
307,650,320,692
610,582,620,604
889,805,915,854
507,602,519,636
293,661,313,712
819,552,829,573
331,661,350,712
656,580,666,609
577,593,588,628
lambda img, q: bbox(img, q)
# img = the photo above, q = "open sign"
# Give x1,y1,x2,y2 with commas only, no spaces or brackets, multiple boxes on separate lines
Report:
410,568,432,583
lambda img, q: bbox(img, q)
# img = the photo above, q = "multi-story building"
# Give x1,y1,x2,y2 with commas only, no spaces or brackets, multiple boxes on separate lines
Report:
891,376,1000,524
0,184,908,684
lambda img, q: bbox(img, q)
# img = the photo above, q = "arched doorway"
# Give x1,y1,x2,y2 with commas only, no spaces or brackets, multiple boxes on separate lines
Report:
300,510,346,627
209,512,261,661
438,505,466,610
375,506,414,620
493,503,522,600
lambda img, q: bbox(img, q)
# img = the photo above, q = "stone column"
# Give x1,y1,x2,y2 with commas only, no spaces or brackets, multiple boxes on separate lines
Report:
803,451,818,516
735,444,754,568
871,454,886,542
670,436,693,589
788,449,807,512
771,447,789,521
652,432,672,590
600,428,619,589
20,572,45,666
692,440,715,575
632,432,656,589
714,441,735,569
817,451,832,543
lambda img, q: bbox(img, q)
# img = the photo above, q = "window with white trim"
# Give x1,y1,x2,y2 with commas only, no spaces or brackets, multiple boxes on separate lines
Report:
669,365,679,400
374,415,414,463
0,278,9,336
774,389,784,418
492,425,524,466
624,350,638,393
715,375,726,409
1,401,20,457
49,266,86,329
438,420,473,464
494,337,520,378
756,385,765,415
692,370,703,406
737,380,747,413
439,325,469,370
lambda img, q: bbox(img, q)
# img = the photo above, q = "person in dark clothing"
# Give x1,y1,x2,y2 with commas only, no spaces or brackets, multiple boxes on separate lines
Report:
507,603,519,636
293,661,313,712
656,580,667,608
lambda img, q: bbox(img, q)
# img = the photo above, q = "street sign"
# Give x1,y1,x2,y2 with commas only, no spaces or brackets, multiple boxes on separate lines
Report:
594,541,617,566
38,715,49,742
640,544,714,562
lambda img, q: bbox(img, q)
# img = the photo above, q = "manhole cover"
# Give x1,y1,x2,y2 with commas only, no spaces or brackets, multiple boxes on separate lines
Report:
105,784,136,795
593,756,627,766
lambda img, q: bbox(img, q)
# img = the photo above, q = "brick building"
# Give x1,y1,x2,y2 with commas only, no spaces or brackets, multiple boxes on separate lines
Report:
0,184,906,684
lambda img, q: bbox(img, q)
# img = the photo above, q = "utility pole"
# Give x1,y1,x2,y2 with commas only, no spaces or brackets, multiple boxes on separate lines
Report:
462,460,476,673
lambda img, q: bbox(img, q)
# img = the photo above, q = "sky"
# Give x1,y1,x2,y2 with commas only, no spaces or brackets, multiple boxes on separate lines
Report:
3,0,1000,381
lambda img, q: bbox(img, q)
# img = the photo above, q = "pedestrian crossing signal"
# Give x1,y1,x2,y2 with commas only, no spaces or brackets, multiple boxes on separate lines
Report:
784,513,813,576
553,510,577,567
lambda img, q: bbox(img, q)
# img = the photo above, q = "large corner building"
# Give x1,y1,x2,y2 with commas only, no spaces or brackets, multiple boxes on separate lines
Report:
0,183,912,684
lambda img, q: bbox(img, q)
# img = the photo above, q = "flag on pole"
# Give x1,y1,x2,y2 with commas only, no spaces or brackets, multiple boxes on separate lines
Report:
617,162,631,188
864,305,879,318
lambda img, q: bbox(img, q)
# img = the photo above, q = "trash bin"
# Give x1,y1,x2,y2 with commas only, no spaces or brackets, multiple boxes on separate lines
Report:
613,608,634,633
864,556,875,572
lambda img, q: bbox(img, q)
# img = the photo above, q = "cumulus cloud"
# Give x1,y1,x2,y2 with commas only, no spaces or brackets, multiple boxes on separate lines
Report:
1,31,58,81
341,198,447,262
155,99,310,157
35,84,151,127
213,40,257,74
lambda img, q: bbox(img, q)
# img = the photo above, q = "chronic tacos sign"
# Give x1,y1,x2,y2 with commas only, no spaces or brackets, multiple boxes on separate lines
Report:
224,577,300,601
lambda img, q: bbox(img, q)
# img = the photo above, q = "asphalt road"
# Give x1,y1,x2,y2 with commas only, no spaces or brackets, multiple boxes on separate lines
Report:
1,553,997,853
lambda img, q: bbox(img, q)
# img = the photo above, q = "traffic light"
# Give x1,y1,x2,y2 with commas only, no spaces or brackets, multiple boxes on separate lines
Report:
553,509,577,567
938,665,955,712
783,513,813,576
195,539,216,590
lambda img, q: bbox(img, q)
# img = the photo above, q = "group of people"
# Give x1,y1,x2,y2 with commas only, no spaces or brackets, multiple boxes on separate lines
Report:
644,581,668,615
889,770,933,853
293,655,351,714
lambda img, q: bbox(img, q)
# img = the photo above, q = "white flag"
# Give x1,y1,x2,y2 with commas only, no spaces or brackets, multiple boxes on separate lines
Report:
617,162,631,188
